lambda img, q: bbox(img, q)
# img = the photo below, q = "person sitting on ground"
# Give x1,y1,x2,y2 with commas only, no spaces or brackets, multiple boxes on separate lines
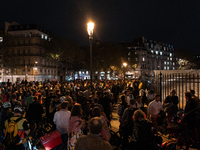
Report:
75,117,112,150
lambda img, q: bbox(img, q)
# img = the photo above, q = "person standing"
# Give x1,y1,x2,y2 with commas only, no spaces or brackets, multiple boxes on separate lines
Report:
4,105,30,150
74,117,112,150
68,104,85,150
53,102,71,150
148,94,163,133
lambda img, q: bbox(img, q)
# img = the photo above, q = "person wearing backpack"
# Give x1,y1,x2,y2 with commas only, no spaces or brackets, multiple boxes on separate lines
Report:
121,99,138,150
4,105,30,150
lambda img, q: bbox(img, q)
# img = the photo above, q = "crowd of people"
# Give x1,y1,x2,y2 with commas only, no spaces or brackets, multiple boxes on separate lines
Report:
0,79,199,150
0,79,140,150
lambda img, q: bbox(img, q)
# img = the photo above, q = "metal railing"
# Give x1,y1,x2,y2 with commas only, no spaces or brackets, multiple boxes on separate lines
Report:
147,73,200,109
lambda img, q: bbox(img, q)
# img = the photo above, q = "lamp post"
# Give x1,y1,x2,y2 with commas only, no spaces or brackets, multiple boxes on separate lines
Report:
123,62,127,81
34,61,37,81
87,22,94,86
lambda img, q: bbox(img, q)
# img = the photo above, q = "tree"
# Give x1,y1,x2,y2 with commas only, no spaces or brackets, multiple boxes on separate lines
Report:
44,35,87,79
174,49,198,69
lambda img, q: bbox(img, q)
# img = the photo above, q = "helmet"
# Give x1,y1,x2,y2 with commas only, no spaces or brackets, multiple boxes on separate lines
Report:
14,105,25,113
59,96,66,103
2,102,11,108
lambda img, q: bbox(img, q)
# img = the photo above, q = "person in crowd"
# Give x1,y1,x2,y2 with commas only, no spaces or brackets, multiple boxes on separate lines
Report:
121,99,138,150
111,82,120,104
91,107,111,141
130,109,152,150
182,92,198,132
65,90,73,111
24,90,33,110
148,94,163,133
4,105,30,150
147,90,154,105
54,102,71,150
135,96,143,109
99,92,112,122
75,117,112,150
117,95,128,122
164,89,179,124
26,96,44,124
68,104,85,150
10,94,19,110
190,90,200,107
124,90,134,106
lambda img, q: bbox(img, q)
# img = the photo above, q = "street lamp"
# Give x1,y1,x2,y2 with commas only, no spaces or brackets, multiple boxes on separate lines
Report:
34,61,37,81
87,22,94,86
123,62,127,81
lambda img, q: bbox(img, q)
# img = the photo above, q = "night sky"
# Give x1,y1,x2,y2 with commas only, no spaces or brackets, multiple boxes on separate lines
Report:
1,0,200,54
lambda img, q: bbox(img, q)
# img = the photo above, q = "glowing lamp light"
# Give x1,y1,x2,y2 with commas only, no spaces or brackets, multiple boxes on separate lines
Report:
87,22,94,37
123,62,127,67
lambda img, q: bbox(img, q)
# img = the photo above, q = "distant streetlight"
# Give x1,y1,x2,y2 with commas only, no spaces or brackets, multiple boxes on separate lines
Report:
123,62,127,81
87,22,94,86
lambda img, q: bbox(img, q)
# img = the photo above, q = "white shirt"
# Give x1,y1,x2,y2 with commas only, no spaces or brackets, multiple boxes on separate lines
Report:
53,110,71,134
148,100,163,117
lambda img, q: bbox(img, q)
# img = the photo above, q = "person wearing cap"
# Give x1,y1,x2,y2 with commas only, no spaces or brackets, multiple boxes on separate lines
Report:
4,105,30,150
54,102,71,150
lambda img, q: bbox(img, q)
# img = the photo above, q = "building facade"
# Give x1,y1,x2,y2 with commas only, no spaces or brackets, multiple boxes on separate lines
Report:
120,37,178,78
1,21,59,83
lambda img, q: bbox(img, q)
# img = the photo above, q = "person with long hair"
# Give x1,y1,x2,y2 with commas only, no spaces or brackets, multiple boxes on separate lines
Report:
68,104,85,150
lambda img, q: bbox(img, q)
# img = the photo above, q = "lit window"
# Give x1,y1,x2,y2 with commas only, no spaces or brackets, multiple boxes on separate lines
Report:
164,61,166,65
173,62,175,65
45,36,47,40
167,62,169,65
160,52,162,55
167,67,169,70
0,37,3,42
128,52,131,55
86,71,89,74
79,71,81,75
173,67,175,70
49,38,51,41
143,57,145,61
170,53,172,57
167,57,169,60
164,66,166,70
82,72,85,74
151,50,154,54
156,51,158,55
170,58,172,61
164,47,166,51
41,34,44,39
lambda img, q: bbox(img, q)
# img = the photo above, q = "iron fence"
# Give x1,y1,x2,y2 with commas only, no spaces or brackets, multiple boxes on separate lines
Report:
147,73,200,109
